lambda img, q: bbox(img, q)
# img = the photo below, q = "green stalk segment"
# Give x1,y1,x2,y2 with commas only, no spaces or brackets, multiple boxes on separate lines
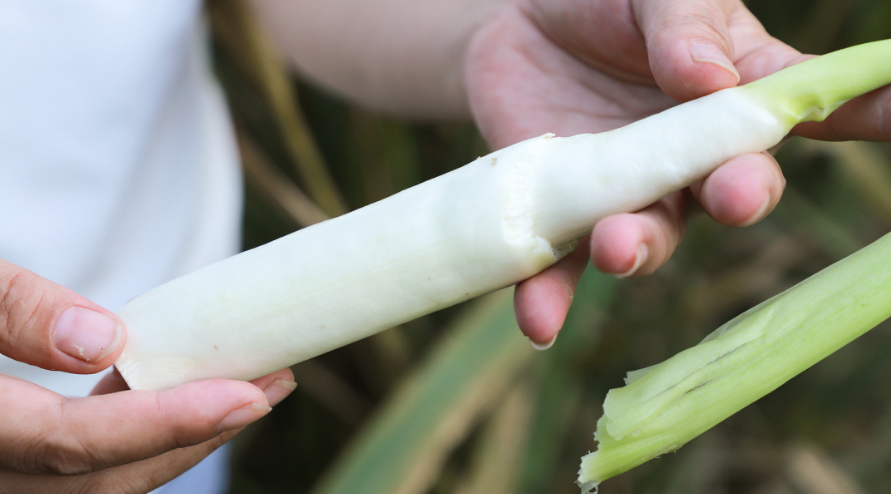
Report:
578,232,891,492
740,39,891,126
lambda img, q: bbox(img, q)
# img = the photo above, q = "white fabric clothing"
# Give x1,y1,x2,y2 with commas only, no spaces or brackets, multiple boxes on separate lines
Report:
0,2,243,492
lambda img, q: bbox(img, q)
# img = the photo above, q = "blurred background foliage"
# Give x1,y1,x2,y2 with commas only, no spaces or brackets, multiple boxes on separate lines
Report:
206,0,891,492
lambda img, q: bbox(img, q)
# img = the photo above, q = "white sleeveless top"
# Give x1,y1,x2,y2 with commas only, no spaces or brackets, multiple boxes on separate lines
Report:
0,2,242,491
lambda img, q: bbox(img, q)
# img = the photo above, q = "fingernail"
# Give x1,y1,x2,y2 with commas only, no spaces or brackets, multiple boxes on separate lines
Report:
264,379,298,406
54,306,122,362
531,335,557,351
219,403,271,432
690,43,740,84
616,244,648,279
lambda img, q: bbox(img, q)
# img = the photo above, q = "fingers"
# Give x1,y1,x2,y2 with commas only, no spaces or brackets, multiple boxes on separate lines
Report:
82,432,240,494
591,152,784,277
0,368,297,494
516,150,783,344
693,152,786,227
514,242,591,347
247,367,299,407
0,435,235,494
633,0,891,142
513,197,686,347
90,367,297,407
591,192,687,277
632,0,743,101
0,372,293,475
0,260,125,373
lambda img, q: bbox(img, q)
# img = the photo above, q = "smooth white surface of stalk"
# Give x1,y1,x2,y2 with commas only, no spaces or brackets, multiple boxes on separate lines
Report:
117,138,568,390
531,90,784,245
117,95,776,390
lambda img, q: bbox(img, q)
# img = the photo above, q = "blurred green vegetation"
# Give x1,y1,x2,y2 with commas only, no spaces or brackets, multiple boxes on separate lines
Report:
207,0,891,492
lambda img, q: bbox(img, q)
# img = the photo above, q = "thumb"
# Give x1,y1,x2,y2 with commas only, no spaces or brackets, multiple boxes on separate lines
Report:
632,0,741,101
0,259,124,373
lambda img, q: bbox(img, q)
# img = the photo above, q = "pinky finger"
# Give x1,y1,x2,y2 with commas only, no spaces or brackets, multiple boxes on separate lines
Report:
0,429,237,494
590,192,688,278
513,240,591,349
693,151,785,227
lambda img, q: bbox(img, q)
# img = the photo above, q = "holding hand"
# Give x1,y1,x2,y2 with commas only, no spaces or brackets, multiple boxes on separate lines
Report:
462,0,891,346
0,260,295,494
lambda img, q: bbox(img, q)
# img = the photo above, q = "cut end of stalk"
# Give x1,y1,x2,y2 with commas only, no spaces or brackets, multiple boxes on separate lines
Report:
577,231,891,491
577,447,602,493
115,349,197,391
576,477,599,494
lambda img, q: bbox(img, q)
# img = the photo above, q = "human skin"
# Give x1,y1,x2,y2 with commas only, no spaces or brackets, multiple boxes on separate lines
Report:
4,2,889,491
0,260,296,493
250,0,891,347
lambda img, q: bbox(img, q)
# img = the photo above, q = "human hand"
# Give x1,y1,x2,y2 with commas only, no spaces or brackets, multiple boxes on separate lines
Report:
463,0,891,347
0,259,296,493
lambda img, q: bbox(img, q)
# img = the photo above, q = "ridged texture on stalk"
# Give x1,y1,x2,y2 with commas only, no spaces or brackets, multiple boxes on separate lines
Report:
578,232,891,491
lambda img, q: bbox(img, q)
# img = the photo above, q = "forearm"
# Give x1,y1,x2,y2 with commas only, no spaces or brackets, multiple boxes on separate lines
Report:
249,0,510,120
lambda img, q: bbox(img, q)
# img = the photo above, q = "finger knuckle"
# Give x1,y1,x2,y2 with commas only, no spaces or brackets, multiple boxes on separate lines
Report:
153,394,198,449
26,404,98,476
32,434,95,476
653,5,731,50
154,392,230,449
0,269,51,350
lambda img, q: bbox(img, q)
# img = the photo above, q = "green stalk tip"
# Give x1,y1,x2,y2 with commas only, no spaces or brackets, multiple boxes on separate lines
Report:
741,39,891,127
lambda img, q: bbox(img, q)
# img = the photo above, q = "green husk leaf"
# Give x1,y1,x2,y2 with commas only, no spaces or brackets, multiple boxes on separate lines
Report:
578,231,891,491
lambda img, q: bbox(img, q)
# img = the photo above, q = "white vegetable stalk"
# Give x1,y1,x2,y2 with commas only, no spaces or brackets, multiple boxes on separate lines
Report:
116,40,891,391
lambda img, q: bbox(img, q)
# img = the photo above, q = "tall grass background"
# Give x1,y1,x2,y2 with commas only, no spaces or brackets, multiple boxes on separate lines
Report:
206,0,891,492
